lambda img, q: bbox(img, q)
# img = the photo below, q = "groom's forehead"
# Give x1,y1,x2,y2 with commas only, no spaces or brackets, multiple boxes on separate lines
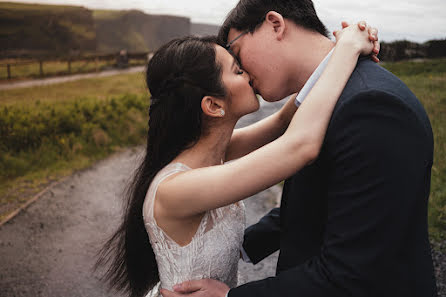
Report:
225,30,248,50
227,28,246,49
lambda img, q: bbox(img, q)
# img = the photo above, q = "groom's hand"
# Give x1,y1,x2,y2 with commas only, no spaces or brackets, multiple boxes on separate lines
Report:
160,279,230,297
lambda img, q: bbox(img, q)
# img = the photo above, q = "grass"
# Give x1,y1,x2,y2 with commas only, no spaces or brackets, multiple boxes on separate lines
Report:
0,71,148,105
0,72,150,222
382,59,446,241
382,58,446,76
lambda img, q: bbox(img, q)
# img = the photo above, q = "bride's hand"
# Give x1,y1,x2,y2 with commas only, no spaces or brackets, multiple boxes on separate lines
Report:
333,21,380,63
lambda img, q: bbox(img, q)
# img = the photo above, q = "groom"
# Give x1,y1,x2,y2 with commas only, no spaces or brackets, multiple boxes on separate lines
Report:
162,0,437,296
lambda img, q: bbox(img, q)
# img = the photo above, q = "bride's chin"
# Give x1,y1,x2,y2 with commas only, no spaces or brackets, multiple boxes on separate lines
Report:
251,102,261,113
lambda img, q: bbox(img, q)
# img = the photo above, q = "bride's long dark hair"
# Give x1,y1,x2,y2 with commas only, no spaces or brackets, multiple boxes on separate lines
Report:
95,36,227,297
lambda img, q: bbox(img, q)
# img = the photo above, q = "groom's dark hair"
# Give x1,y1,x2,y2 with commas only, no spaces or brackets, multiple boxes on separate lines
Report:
218,0,329,45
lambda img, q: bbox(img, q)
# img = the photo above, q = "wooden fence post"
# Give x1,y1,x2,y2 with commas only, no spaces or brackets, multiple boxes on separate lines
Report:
7,64,11,80
39,60,44,77
95,57,99,72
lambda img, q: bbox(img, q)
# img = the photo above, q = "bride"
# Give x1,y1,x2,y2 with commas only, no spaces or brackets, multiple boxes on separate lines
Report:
96,22,379,297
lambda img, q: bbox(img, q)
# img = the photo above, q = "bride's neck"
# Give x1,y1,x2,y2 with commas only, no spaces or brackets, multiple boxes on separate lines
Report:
175,122,235,169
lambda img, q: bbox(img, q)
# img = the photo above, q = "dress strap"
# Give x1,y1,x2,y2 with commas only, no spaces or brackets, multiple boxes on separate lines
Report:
143,163,191,223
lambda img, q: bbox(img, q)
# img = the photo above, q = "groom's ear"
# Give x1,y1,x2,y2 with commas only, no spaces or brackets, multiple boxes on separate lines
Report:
265,11,286,41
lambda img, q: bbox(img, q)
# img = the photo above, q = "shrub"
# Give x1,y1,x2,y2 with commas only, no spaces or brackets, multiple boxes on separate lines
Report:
0,94,149,181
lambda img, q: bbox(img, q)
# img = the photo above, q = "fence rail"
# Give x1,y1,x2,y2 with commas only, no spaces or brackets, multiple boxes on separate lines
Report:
0,52,151,80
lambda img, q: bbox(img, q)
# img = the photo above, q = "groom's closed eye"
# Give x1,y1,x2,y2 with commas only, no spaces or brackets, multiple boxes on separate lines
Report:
228,48,242,67
235,52,242,65
234,53,242,68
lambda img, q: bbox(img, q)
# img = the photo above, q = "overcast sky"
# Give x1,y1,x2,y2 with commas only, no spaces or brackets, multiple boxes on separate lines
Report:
5,0,446,42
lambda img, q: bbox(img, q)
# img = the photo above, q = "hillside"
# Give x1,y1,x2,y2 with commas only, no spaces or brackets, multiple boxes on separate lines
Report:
0,2,96,56
93,9,191,52
0,2,194,55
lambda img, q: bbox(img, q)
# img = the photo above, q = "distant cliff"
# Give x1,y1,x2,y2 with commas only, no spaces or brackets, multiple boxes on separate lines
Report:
94,9,191,52
0,2,196,56
0,2,96,56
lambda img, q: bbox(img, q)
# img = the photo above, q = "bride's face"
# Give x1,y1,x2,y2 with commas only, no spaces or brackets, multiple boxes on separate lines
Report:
215,45,260,118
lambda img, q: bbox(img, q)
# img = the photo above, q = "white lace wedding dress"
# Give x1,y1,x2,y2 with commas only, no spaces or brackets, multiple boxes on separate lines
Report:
142,163,245,297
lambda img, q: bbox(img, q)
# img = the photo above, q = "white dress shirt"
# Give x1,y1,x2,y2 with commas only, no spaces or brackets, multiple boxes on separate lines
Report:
294,48,335,107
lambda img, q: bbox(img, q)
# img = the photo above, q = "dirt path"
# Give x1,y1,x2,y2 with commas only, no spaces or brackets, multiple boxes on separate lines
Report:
0,100,284,296
0,66,145,90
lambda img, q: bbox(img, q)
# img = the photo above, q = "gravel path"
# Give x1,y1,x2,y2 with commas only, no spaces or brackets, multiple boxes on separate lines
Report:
432,241,446,296
0,66,145,90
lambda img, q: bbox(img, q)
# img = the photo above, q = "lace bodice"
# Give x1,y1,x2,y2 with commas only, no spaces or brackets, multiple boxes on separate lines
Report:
143,163,245,294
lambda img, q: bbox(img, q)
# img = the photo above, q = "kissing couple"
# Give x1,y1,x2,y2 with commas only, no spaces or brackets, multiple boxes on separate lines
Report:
97,0,437,296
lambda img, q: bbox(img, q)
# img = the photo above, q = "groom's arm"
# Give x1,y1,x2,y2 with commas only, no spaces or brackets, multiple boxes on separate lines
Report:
229,91,434,297
242,207,281,264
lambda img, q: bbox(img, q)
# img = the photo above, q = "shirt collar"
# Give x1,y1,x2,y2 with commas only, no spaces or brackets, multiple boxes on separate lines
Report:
294,48,335,107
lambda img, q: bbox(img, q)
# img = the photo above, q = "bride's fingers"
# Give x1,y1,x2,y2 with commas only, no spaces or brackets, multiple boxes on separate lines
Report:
341,20,370,32
371,54,380,63
373,40,381,55
367,26,380,54
368,27,378,41
358,21,367,30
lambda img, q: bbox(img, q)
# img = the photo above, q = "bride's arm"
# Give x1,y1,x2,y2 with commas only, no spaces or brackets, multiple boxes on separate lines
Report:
225,95,297,161
224,22,379,162
158,24,375,218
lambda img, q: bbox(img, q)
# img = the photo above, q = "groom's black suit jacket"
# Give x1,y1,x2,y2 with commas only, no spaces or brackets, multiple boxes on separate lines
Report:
229,59,437,297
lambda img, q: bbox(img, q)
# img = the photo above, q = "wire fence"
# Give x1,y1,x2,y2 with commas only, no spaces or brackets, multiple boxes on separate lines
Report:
0,52,151,80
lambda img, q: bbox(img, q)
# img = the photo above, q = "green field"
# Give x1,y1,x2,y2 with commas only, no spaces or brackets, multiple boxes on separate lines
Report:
0,72,150,222
0,71,148,105
0,59,444,242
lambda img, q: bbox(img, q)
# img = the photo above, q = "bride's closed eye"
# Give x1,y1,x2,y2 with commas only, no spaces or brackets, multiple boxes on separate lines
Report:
233,59,244,75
